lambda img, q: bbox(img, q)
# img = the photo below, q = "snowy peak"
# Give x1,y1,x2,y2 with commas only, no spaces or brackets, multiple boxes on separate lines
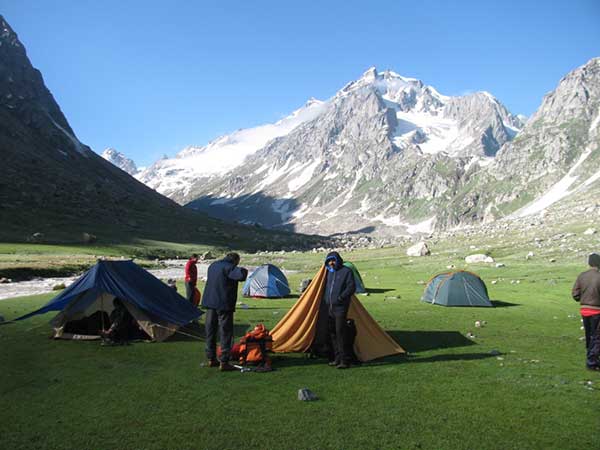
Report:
101,148,139,175
136,96,327,200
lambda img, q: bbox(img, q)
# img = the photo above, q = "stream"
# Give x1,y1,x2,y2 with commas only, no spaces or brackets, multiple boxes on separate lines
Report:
0,260,210,301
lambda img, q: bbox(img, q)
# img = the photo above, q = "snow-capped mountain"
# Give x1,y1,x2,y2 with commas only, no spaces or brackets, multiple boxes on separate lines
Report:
136,99,326,202
139,60,599,236
101,148,139,175
159,67,523,235
441,57,600,227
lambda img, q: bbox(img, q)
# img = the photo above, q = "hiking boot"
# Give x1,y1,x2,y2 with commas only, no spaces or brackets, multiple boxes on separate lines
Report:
586,365,600,372
336,362,351,369
219,362,236,372
207,359,219,368
328,360,340,367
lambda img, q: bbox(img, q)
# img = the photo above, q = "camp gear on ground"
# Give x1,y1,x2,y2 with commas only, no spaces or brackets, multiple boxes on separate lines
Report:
201,256,248,311
192,288,201,306
421,271,492,307
270,266,404,362
242,264,290,298
14,260,201,341
205,309,234,363
343,262,367,294
217,324,273,368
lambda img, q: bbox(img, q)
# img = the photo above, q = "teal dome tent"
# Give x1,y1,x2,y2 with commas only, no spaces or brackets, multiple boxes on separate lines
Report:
422,271,492,307
343,261,366,294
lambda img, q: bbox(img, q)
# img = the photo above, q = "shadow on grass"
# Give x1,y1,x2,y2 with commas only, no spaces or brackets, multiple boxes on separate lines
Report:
407,353,495,364
491,299,521,307
389,330,475,353
366,288,395,294
242,295,299,301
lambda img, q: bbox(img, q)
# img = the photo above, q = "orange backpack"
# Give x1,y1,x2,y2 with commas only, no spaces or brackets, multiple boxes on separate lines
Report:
238,324,273,366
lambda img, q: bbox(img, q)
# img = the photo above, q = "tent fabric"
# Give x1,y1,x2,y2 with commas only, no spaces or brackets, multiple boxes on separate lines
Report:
343,261,366,294
270,266,404,361
242,264,290,298
15,260,202,340
421,270,492,307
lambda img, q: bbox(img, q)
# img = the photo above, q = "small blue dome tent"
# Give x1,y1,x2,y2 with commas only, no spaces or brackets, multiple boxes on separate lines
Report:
421,271,492,307
242,264,291,298
14,260,202,340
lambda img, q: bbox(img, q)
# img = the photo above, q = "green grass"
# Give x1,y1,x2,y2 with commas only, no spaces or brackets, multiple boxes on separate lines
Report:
1,244,599,450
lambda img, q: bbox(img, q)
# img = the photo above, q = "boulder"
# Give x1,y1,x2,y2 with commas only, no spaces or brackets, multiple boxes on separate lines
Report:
52,283,66,290
202,251,215,260
82,232,97,244
298,388,318,401
406,242,430,257
299,279,312,293
584,228,597,235
465,254,495,264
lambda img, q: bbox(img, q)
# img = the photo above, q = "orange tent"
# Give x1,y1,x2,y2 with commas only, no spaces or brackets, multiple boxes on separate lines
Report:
271,266,404,361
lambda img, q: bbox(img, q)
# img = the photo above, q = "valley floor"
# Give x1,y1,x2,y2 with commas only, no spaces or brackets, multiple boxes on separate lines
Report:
1,239,599,450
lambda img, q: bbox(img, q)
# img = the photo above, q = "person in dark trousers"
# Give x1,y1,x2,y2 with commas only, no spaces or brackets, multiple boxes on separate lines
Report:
201,252,248,371
323,251,356,369
572,253,600,371
184,254,199,303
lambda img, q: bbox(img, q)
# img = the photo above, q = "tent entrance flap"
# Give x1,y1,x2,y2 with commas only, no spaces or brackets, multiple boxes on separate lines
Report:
270,266,404,361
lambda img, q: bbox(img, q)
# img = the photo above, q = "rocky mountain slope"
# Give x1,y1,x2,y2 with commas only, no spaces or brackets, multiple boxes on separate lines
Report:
140,68,524,235
442,57,600,228
101,148,139,175
0,16,322,250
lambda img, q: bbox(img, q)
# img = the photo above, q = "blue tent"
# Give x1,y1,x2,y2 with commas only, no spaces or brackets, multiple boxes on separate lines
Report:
16,260,202,340
242,264,290,298
421,271,492,307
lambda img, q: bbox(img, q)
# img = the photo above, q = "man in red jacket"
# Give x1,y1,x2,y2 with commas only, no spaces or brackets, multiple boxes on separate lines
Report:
184,253,199,304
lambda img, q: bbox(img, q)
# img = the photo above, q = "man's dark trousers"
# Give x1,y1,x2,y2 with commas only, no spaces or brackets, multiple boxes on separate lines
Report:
205,308,234,363
185,282,195,303
583,314,600,368
328,311,350,364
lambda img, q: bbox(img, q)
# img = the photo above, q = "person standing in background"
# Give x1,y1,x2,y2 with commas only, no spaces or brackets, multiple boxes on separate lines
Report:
572,253,600,371
184,253,199,303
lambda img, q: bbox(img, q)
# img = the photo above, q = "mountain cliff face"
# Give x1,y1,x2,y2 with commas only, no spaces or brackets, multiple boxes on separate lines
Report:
441,57,600,227
101,148,139,175
0,16,320,249
177,68,523,235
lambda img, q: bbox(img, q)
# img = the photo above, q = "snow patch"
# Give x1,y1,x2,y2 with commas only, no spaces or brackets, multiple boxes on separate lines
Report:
288,159,321,192
515,147,594,217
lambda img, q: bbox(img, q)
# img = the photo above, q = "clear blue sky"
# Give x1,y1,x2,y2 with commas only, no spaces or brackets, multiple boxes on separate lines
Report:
3,0,600,166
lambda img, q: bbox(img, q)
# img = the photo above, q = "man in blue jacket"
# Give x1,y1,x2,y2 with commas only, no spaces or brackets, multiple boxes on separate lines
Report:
323,251,356,369
201,252,248,371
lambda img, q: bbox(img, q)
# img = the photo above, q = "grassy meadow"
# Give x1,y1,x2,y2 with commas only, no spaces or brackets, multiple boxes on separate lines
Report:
1,234,599,450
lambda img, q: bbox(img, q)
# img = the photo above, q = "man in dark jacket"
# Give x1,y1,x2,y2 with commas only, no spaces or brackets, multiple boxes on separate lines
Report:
572,253,600,371
201,252,248,371
184,253,199,303
323,251,356,369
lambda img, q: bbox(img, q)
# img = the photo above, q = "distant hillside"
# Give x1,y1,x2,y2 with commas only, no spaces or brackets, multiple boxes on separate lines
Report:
0,16,321,250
